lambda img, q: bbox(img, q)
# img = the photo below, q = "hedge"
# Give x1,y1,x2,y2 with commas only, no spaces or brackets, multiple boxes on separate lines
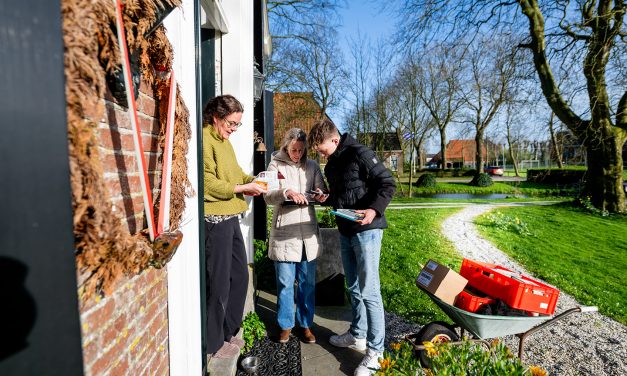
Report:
527,168,586,184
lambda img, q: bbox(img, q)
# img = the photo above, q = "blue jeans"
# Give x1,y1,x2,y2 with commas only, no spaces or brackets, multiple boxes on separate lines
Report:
275,257,316,330
340,229,384,352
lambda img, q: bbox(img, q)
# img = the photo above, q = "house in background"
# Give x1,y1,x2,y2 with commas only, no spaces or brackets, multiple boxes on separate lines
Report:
357,132,404,175
273,92,330,153
429,139,487,169
273,94,403,174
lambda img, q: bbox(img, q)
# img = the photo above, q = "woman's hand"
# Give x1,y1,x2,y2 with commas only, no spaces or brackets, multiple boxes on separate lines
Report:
286,189,308,205
235,182,267,196
354,208,377,225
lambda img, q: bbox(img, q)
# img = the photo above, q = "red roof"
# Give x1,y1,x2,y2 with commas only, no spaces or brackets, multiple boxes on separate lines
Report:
430,139,487,163
447,140,486,160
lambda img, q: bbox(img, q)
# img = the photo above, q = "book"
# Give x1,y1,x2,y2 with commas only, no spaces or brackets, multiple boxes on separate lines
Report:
330,209,365,222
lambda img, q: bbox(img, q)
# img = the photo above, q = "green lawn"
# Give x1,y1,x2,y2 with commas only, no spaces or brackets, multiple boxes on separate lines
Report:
475,203,627,325
380,208,462,324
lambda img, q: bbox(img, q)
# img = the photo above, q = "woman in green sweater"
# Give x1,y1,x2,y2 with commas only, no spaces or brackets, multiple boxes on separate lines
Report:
203,95,266,359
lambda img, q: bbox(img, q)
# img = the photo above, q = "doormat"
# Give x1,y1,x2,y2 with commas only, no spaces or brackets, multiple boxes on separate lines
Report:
236,335,302,376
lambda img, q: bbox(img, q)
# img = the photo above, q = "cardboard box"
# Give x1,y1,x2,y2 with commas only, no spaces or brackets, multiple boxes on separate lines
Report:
416,260,468,305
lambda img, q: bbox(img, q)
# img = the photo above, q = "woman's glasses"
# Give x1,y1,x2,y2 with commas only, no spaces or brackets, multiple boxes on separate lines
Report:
223,118,243,129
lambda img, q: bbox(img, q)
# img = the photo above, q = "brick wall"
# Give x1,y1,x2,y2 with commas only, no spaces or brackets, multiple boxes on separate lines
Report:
79,80,170,376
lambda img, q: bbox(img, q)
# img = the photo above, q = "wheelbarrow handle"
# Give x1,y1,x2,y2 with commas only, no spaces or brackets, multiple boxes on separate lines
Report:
578,306,598,313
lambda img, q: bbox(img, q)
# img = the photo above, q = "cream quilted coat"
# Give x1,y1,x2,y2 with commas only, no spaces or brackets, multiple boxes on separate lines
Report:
263,150,327,262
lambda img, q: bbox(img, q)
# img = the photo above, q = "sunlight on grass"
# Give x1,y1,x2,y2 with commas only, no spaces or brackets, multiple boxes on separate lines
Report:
381,208,462,324
475,203,627,325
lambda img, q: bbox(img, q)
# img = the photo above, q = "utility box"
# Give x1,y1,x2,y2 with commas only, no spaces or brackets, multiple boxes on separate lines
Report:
416,260,468,305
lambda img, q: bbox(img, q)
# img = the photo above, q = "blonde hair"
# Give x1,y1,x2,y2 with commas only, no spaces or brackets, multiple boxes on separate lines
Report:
280,128,308,161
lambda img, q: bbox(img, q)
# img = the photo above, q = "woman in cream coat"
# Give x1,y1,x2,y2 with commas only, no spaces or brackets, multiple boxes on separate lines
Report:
264,128,327,344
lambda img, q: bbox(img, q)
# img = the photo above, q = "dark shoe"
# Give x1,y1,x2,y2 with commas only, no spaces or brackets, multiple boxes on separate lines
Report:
279,329,291,343
302,328,316,344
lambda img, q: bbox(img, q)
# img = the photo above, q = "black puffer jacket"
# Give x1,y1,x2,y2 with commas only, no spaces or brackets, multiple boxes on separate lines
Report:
325,134,396,236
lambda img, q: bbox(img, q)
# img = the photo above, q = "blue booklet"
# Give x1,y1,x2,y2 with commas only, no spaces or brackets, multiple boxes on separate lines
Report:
330,209,365,222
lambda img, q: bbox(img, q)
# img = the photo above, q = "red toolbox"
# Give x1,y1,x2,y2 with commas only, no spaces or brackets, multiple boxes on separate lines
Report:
460,259,560,315
454,288,496,313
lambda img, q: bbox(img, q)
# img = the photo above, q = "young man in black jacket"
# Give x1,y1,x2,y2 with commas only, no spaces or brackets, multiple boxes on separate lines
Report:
308,119,396,376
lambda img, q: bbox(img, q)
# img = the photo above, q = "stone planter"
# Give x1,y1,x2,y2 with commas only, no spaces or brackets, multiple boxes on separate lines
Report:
317,228,344,283
316,228,346,306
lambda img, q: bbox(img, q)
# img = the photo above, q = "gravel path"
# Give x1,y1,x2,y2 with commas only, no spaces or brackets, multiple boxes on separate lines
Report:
434,204,627,375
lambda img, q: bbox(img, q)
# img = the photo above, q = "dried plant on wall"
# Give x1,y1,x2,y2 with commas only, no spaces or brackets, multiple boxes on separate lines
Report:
61,0,191,301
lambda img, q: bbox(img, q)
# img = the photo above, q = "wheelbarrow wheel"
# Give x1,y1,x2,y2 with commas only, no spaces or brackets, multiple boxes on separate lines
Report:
412,321,459,368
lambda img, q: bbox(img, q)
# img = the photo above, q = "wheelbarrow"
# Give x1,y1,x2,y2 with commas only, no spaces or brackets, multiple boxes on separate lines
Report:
407,286,598,367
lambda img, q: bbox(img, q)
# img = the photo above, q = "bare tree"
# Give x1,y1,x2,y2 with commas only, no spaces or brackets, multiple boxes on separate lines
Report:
417,44,466,170
345,31,372,136
266,0,347,118
369,39,397,154
394,0,627,212
548,111,564,168
461,36,518,179
274,25,348,118
504,101,522,176
393,59,434,195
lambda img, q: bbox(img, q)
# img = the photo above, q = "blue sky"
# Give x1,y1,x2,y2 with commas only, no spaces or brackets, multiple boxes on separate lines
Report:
331,2,448,152
330,1,397,125
337,1,396,49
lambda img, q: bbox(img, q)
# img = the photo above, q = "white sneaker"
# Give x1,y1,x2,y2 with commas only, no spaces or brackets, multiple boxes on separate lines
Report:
329,331,367,351
354,348,383,376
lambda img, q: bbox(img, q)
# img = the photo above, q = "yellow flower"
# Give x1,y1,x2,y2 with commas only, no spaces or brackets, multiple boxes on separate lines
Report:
422,341,437,357
529,366,548,376
390,342,401,352
378,357,392,370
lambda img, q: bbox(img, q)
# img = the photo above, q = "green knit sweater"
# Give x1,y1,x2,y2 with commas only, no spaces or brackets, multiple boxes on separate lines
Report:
203,125,254,215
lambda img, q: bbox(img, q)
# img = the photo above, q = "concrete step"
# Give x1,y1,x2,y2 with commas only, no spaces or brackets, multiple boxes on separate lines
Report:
206,333,244,376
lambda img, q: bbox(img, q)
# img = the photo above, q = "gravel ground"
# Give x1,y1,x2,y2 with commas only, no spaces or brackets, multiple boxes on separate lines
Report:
433,205,627,375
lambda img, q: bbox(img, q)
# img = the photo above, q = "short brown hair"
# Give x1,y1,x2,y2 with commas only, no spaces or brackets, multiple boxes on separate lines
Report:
202,95,244,126
307,119,339,148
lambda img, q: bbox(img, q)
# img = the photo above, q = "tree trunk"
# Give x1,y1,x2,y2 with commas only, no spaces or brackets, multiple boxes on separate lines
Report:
548,112,563,168
506,125,520,177
475,130,484,176
439,127,447,170
406,139,414,197
584,132,626,213
416,139,425,170
518,0,625,212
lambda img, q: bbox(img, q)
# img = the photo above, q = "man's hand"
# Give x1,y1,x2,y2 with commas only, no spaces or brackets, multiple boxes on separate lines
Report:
354,208,376,225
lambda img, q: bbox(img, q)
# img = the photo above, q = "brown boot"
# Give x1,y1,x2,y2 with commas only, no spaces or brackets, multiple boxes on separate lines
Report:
302,328,316,344
279,328,291,343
